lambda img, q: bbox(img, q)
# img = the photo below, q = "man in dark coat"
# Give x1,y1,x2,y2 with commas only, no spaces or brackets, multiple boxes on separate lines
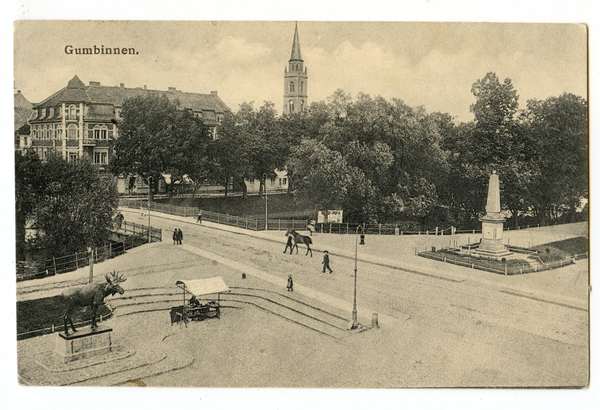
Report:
322,250,333,273
177,228,183,245
286,275,294,292
283,235,294,254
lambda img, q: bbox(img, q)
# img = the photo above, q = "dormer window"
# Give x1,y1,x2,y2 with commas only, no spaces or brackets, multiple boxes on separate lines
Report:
48,107,54,118
39,108,46,120
30,109,38,120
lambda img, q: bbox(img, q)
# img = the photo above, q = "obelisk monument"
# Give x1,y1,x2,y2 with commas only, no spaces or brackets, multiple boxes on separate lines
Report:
477,171,511,257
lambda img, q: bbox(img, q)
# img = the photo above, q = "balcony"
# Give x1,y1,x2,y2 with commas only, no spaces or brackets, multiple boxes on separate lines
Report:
82,138,96,146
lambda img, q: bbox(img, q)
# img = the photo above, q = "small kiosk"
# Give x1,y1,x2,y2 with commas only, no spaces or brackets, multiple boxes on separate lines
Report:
170,277,230,326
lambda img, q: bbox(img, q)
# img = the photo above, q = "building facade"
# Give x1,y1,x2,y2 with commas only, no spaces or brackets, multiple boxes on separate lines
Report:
283,23,308,115
25,75,230,169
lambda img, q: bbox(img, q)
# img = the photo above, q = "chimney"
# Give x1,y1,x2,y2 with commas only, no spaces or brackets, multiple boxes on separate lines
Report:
168,87,176,92
120,83,124,88
211,91,218,96
143,85,147,89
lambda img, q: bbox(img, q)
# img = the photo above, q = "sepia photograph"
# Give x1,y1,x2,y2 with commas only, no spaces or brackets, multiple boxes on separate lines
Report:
4,1,597,408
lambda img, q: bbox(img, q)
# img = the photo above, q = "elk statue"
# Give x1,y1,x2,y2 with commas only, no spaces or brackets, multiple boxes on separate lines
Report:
60,270,126,336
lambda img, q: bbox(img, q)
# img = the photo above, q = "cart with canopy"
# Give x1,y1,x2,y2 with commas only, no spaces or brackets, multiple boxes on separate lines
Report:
170,277,230,326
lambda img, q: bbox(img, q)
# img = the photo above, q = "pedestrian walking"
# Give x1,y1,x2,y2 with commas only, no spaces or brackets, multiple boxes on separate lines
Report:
307,219,316,236
286,275,294,292
196,210,202,224
177,228,183,245
172,229,178,245
322,250,333,273
283,235,294,254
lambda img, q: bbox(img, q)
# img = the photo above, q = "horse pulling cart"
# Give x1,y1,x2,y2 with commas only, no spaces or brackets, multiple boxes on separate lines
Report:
170,277,230,327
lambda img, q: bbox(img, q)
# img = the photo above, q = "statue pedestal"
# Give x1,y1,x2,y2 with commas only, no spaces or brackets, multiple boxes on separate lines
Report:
474,215,512,259
54,326,113,363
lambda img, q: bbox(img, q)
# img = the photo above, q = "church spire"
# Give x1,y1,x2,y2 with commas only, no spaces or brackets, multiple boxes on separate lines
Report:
290,22,303,61
284,22,307,115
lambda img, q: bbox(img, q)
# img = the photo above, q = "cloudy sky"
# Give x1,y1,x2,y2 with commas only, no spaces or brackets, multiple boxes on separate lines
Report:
13,21,587,122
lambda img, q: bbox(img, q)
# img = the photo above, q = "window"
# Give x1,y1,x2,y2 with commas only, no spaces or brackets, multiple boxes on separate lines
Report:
94,152,107,164
289,100,294,113
49,107,54,118
289,82,294,92
279,178,282,186
93,125,108,139
67,124,78,139
300,81,303,92
69,153,78,163
283,178,287,185
56,125,62,140
43,125,47,139
69,105,77,120
301,100,305,112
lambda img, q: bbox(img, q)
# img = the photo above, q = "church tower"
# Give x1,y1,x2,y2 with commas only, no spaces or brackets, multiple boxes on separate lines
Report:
283,22,308,115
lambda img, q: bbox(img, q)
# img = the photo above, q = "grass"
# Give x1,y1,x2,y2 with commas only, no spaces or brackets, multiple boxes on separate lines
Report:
420,235,587,276
155,193,315,220
17,296,111,340
531,236,588,259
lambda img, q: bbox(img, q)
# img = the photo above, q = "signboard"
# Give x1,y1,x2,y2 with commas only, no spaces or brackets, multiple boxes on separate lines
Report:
317,210,343,223
327,210,343,223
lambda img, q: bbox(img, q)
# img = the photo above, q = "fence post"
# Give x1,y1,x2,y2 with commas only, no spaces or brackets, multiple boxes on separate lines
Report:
279,219,281,231
53,257,57,275
379,224,381,235
109,243,112,257
75,252,78,269
246,217,248,229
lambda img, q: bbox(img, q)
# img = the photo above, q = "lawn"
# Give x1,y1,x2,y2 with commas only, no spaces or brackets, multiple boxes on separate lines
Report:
17,296,112,340
155,193,315,219
419,235,587,275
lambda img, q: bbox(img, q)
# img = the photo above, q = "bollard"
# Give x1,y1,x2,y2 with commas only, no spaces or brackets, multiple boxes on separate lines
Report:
372,313,379,329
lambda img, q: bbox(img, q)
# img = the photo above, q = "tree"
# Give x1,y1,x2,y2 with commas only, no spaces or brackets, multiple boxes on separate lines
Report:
110,94,213,197
525,93,588,222
469,72,520,165
16,153,118,260
15,150,42,261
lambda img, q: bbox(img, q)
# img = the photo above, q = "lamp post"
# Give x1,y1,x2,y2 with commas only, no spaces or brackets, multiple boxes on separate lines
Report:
352,224,365,329
147,175,153,243
262,173,268,231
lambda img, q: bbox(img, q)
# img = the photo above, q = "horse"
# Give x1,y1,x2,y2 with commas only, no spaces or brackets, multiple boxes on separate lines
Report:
285,229,313,257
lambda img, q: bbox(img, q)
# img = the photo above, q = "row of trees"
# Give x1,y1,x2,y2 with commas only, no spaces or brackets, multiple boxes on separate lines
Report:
15,152,119,261
109,72,588,229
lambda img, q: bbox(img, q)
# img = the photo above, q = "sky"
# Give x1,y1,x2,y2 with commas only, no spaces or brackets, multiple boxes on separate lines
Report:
13,21,588,122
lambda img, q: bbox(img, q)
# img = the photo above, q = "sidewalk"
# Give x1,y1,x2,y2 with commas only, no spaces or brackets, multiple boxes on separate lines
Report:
123,207,589,310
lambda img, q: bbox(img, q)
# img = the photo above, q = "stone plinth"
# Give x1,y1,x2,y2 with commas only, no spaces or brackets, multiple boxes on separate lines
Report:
473,171,512,259
54,326,113,363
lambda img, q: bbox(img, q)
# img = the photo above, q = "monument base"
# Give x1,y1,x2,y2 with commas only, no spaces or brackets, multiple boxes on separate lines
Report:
54,326,113,363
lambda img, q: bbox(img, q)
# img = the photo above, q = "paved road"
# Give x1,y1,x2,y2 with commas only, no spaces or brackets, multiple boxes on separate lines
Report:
111,209,589,387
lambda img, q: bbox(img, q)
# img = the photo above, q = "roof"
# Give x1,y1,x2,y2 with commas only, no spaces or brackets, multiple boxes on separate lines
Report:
34,75,230,115
175,277,230,297
290,22,303,62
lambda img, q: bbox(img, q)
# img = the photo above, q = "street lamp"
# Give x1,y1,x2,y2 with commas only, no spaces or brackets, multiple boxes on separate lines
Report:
147,176,153,243
262,173,268,231
352,224,365,329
